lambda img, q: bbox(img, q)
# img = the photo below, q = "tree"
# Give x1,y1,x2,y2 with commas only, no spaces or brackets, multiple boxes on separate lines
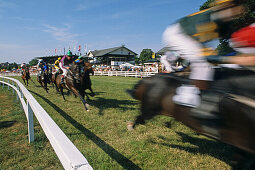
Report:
29,58,38,66
134,55,140,65
139,49,153,64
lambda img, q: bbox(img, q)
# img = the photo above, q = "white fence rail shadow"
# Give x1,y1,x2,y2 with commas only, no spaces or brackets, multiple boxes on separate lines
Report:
94,71,158,77
0,76,93,170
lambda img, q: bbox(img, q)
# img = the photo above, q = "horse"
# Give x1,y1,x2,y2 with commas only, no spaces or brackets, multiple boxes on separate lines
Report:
55,62,94,111
21,66,30,86
127,67,255,169
37,69,50,93
81,62,95,98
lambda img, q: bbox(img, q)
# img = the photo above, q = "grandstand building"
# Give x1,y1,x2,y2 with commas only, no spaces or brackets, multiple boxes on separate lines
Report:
87,45,137,66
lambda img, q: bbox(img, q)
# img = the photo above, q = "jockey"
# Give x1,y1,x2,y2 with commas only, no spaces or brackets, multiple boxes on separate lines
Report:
21,63,26,74
54,57,62,73
160,51,182,73
162,0,245,107
59,50,74,84
75,56,84,64
37,59,45,77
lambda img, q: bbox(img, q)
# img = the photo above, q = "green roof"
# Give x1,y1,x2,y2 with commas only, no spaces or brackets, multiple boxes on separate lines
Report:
90,46,137,57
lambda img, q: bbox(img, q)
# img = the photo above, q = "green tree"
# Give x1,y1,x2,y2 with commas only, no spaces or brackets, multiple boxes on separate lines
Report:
29,58,38,66
139,49,153,64
134,55,140,65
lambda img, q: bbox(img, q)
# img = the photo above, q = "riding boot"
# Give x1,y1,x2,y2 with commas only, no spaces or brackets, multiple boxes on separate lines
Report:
172,85,201,107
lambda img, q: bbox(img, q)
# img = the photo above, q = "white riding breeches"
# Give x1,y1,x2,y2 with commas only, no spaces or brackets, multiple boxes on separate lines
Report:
162,23,214,81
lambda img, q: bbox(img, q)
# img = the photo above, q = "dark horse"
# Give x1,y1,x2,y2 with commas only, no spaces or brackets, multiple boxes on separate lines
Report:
127,67,255,169
37,69,51,93
55,62,94,111
21,66,30,86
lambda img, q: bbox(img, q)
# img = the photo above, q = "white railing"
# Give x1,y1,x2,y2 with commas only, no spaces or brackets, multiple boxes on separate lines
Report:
0,76,93,170
94,71,158,78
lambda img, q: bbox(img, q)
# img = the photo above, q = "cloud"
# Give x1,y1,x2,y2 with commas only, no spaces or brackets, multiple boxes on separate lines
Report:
42,24,79,44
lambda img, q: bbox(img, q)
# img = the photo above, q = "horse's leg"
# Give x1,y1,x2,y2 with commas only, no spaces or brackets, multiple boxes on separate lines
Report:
60,86,66,100
89,87,95,96
132,102,158,129
26,79,29,86
70,87,89,111
23,79,26,86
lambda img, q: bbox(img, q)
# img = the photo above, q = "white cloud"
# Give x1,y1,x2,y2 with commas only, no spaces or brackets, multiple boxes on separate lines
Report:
42,24,79,45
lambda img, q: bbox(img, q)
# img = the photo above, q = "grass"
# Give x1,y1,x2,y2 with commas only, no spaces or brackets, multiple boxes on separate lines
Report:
0,75,235,169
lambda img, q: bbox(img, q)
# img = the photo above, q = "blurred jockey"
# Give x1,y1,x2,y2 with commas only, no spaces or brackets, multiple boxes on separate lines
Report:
59,50,74,84
42,63,49,73
21,63,26,74
75,56,85,64
54,57,62,73
160,51,179,73
162,0,245,107
37,59,45,77
230,23,255,54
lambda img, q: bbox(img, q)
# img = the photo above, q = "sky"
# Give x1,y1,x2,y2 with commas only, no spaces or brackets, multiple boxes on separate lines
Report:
0,0,209,64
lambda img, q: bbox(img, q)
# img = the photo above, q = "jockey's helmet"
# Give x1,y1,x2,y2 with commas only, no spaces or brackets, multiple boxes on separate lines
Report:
58,57,61,60
39,59,43,63
67,51,72,56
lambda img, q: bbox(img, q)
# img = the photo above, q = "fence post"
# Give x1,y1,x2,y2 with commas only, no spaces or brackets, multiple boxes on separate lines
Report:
8,79,10,90
27,101,34,143
2,77,4,88
16,84,19,101
12,81,15,94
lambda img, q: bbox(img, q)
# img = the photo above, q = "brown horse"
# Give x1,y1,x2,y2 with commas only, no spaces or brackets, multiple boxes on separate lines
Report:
21,66,30,86
55,62,94,111
37,69,50,93
127,67,255,169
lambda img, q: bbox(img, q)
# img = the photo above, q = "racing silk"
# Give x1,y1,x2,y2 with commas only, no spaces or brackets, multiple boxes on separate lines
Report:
42,65,49,72
231,24,255,48
178,8,230,43
55,59,60,69
37,62,45,70
60,55,74,69
21,64,26,70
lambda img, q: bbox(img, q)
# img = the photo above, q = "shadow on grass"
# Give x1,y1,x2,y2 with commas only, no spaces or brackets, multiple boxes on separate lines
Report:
87,96,138,115
29,90,141,170
0,120,16,129
149,132,234,166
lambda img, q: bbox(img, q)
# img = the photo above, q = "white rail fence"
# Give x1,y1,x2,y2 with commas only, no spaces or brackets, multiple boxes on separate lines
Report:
0,76,93,170
94,71,158,77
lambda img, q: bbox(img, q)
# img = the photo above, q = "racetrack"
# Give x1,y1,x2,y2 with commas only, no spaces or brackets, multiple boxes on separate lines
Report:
1,75,234,169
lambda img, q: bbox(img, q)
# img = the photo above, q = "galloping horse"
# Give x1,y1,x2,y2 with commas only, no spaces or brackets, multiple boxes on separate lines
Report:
21,66,30,86
127,67,255,168
55,62,94,111
37,69,50,93
81,62,95,98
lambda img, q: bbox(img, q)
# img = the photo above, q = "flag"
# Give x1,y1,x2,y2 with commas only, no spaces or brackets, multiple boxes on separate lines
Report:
78,45,81,52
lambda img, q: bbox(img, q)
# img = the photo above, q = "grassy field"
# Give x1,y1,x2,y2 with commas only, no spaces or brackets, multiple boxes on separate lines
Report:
0,75,235,169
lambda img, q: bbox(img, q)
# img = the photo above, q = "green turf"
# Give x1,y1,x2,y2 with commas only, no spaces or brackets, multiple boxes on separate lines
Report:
0,76,234,169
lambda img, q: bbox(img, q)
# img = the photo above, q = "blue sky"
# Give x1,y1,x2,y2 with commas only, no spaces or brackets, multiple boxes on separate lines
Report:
0,0,208,64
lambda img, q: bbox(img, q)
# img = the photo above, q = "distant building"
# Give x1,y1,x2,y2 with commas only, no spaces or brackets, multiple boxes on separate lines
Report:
87,45,137,66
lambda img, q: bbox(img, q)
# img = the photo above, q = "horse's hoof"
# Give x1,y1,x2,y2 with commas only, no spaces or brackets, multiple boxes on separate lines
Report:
86,109,90,112
127,121,134,131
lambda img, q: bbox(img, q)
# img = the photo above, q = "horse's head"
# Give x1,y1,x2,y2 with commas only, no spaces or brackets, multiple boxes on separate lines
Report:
69,63,81,82
83,62,94,75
